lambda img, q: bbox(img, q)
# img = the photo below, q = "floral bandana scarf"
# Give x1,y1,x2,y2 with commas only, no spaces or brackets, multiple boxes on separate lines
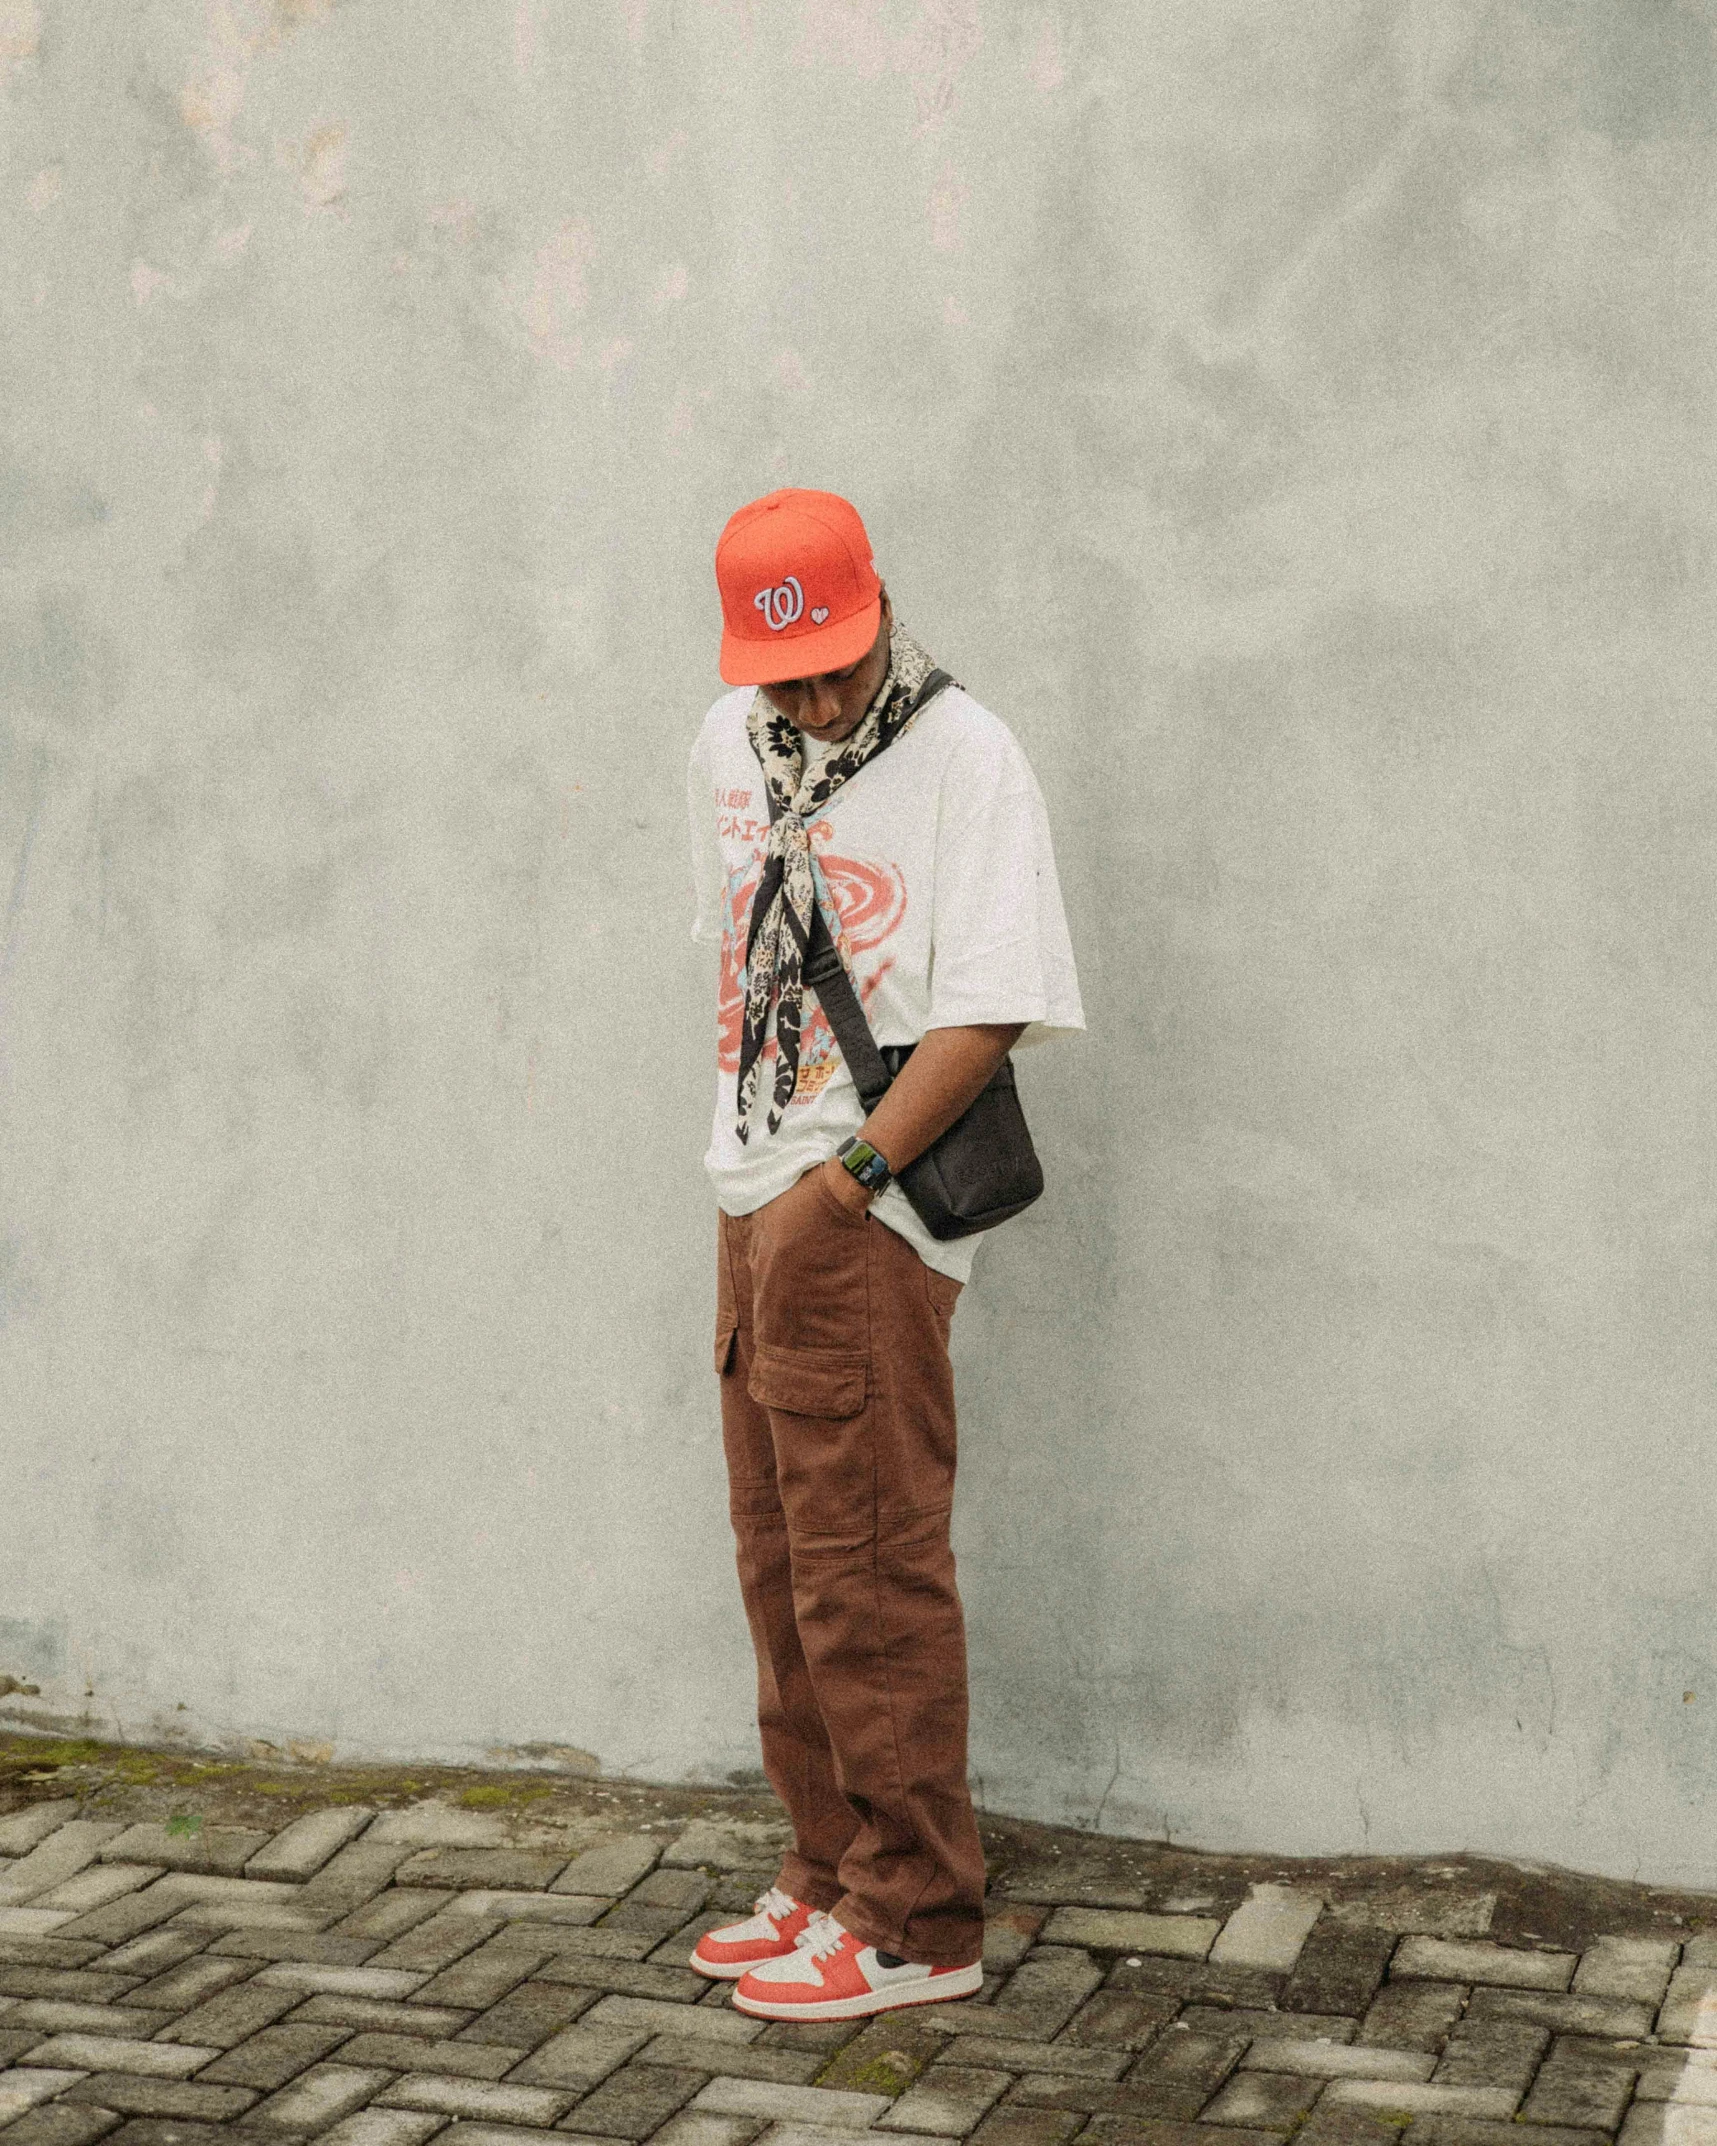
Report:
735,623,948,1143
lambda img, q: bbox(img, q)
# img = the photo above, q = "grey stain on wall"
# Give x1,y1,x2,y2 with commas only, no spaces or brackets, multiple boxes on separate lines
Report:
0,1616,69,1683
1464,0,1717,145
0,587,120,732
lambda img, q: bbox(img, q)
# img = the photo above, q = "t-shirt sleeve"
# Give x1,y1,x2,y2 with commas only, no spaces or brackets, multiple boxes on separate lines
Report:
686,725,724,946
926,724,1085,1042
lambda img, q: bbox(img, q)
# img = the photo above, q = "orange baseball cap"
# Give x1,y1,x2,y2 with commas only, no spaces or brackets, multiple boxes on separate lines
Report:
715,488,883,685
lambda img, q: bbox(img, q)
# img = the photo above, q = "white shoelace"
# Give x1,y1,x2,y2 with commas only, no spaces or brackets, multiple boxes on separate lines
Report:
799,1910,848,1960
753,1885,799,1925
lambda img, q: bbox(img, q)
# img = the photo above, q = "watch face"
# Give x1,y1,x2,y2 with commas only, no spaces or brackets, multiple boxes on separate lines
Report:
842,1139,888,1189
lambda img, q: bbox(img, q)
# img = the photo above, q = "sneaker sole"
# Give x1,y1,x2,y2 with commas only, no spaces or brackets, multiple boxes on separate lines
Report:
731,1959,983,2021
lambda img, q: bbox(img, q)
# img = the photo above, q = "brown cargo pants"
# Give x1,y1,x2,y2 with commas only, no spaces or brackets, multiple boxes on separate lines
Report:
715,1162,986,1968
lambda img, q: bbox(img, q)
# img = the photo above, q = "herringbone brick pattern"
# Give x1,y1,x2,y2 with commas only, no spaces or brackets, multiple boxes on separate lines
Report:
3,1798,1715,2146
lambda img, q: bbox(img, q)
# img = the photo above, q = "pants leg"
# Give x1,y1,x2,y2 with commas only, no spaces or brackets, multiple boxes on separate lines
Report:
717,1207,861,1912
716,1167,985,1967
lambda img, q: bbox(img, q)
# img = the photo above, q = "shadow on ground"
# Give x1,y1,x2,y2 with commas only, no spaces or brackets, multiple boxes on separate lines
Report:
3,1730,1712,1951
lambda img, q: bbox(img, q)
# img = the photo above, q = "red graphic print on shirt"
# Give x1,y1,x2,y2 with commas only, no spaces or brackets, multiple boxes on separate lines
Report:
718,825,908,1100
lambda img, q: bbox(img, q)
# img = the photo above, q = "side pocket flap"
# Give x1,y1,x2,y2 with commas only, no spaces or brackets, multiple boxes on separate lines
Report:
715,1322,738,1375
748,1342,867,1419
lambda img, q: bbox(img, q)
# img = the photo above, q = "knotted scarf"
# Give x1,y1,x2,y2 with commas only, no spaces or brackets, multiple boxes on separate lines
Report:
735,623,948,1142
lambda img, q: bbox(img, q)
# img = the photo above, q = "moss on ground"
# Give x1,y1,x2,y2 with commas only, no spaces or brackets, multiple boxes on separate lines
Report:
0,1729,757,1838
458,1783,556,1810
828,2054,920,2097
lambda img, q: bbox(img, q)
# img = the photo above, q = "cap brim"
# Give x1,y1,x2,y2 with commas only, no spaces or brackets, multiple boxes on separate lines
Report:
719,598,882,687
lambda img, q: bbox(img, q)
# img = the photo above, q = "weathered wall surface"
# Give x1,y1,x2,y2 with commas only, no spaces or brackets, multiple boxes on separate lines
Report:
4,0,1715,1881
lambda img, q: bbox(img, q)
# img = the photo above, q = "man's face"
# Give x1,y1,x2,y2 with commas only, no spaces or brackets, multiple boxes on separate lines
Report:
757,594,893,747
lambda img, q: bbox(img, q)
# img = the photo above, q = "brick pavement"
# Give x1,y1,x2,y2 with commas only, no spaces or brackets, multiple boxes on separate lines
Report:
4,1780,1717,2146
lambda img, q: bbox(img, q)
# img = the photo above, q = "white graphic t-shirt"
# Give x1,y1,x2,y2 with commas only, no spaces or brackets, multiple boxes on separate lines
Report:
685,681,1085,1283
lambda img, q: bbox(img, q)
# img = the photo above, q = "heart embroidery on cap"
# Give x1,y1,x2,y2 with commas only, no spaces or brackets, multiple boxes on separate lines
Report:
810,606,828,623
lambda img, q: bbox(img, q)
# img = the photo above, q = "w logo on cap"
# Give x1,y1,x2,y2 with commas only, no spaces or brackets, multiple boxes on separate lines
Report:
753,576,804,632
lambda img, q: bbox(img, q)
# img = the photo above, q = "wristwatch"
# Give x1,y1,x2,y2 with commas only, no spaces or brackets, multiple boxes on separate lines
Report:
835,1135,892,1194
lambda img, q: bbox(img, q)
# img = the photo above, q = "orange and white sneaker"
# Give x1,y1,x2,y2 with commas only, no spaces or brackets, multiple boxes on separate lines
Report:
732,1911,983,2020
689,1886,817,1980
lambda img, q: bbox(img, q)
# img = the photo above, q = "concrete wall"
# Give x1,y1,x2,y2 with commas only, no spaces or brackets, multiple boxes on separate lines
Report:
4,0,1716,1883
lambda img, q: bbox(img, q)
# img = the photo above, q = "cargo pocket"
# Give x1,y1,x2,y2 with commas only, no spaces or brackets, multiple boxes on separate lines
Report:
748,1341,868,1419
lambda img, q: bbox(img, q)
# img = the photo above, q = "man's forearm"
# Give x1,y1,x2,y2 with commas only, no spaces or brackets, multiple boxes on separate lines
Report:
862,1022,1026,1174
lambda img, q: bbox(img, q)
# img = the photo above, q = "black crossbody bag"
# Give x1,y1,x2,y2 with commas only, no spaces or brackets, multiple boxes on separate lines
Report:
752,670,1044,1241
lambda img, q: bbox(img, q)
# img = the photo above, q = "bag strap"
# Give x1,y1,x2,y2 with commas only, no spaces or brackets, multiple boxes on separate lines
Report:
802,905,893,1110
756,668,955,1114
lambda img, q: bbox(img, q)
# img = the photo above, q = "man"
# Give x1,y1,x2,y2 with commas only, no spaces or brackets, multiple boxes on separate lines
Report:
684,488,1083,2022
